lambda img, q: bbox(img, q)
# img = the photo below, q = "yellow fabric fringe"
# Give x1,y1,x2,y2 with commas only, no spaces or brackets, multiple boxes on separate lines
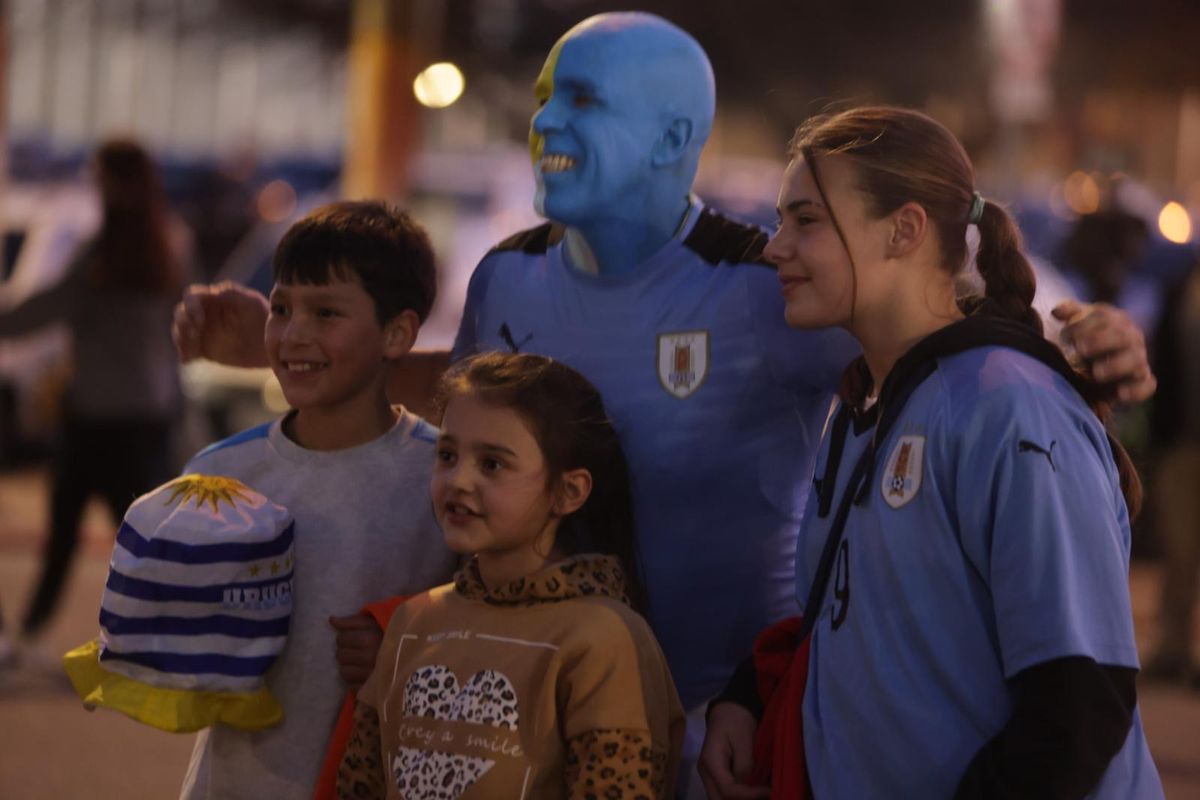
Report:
62,640,283,733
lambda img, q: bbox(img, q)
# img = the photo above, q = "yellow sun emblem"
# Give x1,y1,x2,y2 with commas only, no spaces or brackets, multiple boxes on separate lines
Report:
164,474,253,513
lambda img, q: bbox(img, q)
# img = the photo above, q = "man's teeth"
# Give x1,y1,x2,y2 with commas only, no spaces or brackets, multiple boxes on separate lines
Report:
541,154,577,174
286,362,326,372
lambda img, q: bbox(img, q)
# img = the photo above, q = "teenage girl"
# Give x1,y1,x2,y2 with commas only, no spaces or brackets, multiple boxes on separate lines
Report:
337,352,684,799
702,107,1163,799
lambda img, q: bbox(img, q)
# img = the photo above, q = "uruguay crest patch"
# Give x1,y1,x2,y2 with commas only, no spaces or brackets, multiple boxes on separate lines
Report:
881,434,925,508
656,330,709,399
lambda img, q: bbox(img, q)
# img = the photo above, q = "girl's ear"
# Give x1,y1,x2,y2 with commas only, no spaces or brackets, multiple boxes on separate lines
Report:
554,468,593,517
885,201,929,259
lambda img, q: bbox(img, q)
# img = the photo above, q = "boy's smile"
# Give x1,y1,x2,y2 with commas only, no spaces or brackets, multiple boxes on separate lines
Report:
280,359,327,373
265,276,408,448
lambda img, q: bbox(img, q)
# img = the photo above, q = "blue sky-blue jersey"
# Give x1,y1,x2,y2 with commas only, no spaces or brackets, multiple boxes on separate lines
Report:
796,345,1162,799
453,205,859,708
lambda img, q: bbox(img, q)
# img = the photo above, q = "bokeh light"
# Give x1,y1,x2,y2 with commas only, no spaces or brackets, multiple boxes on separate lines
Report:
1158,201,1193,244
413,62,465,109
1063,171,1101,215
257,179,297,223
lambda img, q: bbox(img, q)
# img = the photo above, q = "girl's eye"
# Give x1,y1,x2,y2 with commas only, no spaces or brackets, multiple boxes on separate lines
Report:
316,307,338,319
436,448,456,464
481,457,504,474
269,303,288,317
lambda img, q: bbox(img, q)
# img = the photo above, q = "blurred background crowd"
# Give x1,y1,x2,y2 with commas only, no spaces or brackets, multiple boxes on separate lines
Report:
0,0,1196,796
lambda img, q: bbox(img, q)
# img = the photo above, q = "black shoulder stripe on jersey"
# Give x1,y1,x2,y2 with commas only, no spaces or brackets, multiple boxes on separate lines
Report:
488,222,565,255
683,207,774,268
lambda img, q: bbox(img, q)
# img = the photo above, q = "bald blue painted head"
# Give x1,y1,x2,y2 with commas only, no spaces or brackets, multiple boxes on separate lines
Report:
529,13,716,229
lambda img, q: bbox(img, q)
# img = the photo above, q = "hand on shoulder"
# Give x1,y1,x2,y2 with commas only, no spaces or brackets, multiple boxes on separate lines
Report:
1052,300,1156,403
172,281,270,367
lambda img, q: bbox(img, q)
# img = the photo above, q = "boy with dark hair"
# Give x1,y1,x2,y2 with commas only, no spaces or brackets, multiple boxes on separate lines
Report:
179,201,456,799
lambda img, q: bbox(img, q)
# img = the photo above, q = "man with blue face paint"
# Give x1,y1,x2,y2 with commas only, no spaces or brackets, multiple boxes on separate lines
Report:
173,11,1159,797
454,20,858,784
526,14,716,274
446,24,859,799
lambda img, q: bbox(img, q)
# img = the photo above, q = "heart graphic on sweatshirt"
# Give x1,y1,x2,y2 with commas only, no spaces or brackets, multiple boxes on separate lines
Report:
391,665,520,798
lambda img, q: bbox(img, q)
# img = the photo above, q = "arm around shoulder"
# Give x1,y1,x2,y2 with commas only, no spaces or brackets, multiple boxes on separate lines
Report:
172,281,270,366
1052,300,1157,404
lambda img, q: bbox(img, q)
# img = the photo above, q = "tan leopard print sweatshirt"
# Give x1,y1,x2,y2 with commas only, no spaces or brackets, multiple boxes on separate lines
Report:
338,554,685,800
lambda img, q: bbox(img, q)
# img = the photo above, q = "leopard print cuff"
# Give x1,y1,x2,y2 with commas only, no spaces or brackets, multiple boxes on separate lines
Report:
565,728,670,799
337,702,386,800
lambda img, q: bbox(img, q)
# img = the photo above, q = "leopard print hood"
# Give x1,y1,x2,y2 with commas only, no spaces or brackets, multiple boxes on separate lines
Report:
453,554,629,607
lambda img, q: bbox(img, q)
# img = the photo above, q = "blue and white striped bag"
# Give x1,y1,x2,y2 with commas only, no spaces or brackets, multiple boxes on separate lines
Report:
64,474,294,732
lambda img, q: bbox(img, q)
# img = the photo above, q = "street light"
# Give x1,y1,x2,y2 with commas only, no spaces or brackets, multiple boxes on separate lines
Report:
413,62,464,109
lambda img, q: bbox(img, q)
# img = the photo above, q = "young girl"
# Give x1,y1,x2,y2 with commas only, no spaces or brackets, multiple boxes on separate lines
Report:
703,107,1163,799
337,352,684,799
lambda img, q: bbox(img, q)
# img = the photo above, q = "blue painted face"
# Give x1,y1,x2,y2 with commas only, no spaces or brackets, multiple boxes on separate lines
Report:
529,32,667,226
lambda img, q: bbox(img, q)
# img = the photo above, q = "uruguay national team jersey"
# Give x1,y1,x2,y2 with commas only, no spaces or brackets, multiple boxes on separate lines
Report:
796,345,1163,799
453,204,859,709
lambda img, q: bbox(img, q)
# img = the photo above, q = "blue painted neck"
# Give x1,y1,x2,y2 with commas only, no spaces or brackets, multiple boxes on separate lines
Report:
562,195,693,275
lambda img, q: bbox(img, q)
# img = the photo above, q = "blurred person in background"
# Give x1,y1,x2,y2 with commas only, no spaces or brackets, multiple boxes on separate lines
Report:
182,143,258,282
1060,207,1159,342
1060,205,1200,673
0,138,187,650
1145,256,1200,685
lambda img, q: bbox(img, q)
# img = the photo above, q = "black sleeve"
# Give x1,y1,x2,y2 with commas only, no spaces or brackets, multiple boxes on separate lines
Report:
707,655,764,722
954,656,1137,800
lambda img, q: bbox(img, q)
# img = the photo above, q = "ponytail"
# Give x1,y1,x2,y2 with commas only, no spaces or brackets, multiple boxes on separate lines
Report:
973,199,1043,335
1111,436,1144,521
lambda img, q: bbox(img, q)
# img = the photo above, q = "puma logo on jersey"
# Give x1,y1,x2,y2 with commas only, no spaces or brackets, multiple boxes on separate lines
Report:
1018,439,1057,471
498,323,532,353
